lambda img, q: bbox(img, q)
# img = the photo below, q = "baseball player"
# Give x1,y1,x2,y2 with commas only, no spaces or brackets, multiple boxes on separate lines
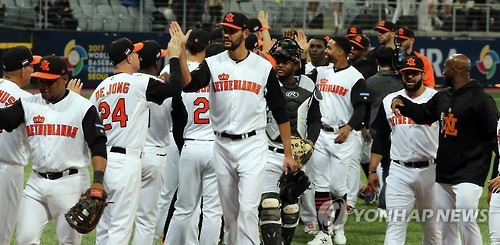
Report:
369,56,441,245
91,37,182,244
0,46,40,245
307,37,370,245
299,34,331,235
170,12,297,244
260,38,322,245
165,29,224,245
0,55,107,244
397,27,435,88
130,40,178,245
154,32,211,242
391,54,499,245
489,120,500,245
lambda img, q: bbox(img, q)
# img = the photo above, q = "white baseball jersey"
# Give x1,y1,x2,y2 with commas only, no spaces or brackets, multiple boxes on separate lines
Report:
21,91,93,172
90,73,155,150
315,65,366,127
498,119,500,173
204,51,272,134
180,61,214,140
133,72,173,148
381,88,439,162
305,62,333,74
0,79,31,166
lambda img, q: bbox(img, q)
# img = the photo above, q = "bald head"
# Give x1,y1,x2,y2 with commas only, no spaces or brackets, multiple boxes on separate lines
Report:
443,54,471,89
447,54,471,73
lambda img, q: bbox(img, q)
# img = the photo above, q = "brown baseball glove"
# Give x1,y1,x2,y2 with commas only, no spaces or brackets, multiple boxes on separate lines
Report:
290,136,314,168
65,188,107,234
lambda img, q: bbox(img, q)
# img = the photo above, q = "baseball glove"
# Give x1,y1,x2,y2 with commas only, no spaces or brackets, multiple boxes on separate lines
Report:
65,188,108,234
290,136,314,168
279,169,311,204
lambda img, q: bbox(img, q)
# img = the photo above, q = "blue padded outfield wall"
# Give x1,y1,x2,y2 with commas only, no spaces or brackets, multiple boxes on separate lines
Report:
0,27,499,87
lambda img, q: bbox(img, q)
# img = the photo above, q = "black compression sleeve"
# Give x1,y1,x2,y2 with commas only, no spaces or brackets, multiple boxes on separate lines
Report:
146,58,182,104
0,99,25,132
184,60,211,92
492,155,499,179
371,104,391,155
305,68,318,82
348,103,367,130
265,69,289,124
82,106,107,158
306,97,321,143
171,95,187,152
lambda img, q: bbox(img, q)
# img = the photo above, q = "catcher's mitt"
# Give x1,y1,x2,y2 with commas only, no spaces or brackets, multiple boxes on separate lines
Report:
279,169,311,204
65,188,107,234
290,136,314,168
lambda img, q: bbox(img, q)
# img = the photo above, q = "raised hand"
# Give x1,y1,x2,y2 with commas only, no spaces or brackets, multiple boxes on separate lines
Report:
167,35,182,58
257,10,269,27
169,21,192,47
67,78,83,94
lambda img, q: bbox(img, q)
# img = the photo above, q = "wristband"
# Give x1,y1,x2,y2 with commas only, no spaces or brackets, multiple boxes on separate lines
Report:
93,170,105,184
368,170,377,174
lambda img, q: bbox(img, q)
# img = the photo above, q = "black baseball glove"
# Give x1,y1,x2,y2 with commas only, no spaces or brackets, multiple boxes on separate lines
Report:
279,169,311,204
65,188,108,234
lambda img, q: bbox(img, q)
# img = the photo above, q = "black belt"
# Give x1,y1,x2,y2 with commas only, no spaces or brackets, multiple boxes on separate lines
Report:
393,160,433,168
110,146,126,154
214,130,256,140
268,146,284,154
321,124,345,132
35,169,78,180
185,138,214,142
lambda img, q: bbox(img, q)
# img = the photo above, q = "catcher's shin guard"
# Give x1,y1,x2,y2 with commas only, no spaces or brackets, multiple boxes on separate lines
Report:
259,193,283,245
282,203,300,245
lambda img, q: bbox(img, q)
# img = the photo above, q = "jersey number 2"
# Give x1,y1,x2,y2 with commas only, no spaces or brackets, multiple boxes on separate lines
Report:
98,98,129,130
194,97,209,124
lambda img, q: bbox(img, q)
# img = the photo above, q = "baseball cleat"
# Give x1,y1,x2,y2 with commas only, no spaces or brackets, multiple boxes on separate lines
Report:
307,231,333,245
333,228,347,244
364,185,378,204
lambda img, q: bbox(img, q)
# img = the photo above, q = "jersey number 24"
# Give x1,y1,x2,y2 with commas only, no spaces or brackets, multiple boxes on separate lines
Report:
98,98,128,130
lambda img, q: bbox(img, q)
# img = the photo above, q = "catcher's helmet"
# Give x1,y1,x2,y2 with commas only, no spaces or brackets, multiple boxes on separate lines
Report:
269,38,303,64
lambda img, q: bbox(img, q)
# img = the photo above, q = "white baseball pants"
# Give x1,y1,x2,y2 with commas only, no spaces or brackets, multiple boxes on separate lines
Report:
0,164,23,245
214,133,267,245
165,140,222,245
16,168,89,245
490,192,500,245
299,164,317,225
96,150,142,245
435,182,483,245
310,129,360,198
154,143,181,240
347,131,363,208
384,162,441,245
132,146,168,245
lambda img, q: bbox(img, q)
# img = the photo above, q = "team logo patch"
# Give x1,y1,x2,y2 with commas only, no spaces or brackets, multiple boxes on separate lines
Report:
406,57,416,66
40,60,50,71
320,78,328,84
218,73,230,80
22,59,29,66
286,91,299,98
225,13,234,23
33,115,45,123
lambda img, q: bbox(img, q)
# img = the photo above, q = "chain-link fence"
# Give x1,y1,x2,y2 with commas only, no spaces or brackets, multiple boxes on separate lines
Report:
0,0,499,34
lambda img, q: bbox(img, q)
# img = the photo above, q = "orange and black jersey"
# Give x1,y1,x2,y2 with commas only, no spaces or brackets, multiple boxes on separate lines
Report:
396,80,499,186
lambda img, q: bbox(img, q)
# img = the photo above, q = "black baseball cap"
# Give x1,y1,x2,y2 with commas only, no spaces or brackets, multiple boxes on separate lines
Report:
205,43,226,58
397,27,414,40
350,35,370,50
218,12,248,30
2,46,41,72
400,56,424,72
188,29,210,47
32,55,68,80
248,18,270,33
245,33,263,51
138,40,167,63
109,38,144,65
346,26,363,38
373,20,396,33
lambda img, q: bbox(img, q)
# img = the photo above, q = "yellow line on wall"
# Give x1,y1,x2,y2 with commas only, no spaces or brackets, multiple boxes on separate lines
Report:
0,43,32,49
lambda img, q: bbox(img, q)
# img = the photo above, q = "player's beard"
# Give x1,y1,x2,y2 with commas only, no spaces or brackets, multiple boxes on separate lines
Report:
444,74,454,88
403,77,423,93
225,36,243,51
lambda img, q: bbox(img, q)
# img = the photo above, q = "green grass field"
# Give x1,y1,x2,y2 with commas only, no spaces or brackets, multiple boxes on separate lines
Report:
9,91,500,244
